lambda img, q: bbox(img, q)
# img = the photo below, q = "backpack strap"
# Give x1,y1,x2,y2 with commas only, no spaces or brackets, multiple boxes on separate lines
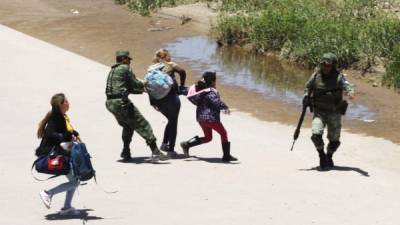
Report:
89,174,118,194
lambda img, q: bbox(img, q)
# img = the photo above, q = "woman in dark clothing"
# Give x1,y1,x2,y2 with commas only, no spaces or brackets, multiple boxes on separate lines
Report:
36,93,81,216
181,72,237,162
36,97,80,157
149,49,187,157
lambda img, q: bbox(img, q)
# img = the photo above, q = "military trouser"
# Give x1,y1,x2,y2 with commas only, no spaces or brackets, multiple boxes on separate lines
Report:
311,110,342,153
312,110,342,141
106,99,157,147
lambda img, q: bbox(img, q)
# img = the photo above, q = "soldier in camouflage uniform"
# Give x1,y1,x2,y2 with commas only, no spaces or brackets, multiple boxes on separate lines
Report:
303,53,355,169
105,50,168,161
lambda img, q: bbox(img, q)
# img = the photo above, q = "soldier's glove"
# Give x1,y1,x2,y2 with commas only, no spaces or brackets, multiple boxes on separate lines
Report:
302,95,311,107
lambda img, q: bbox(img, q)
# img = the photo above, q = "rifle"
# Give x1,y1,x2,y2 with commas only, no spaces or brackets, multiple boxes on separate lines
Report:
290,95,313,151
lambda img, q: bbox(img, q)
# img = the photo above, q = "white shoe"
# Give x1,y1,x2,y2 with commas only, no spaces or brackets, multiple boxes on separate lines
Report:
39,191,51,209
151,151,169,162
59,207,80,216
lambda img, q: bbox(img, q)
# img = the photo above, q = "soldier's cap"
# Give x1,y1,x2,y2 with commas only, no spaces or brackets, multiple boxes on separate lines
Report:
116,50,132,59
320,52,338,65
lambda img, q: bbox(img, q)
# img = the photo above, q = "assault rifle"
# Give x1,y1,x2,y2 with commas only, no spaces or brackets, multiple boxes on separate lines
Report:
290,95,313,151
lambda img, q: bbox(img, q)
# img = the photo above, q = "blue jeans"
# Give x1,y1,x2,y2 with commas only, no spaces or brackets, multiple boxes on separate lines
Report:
47,171,79,209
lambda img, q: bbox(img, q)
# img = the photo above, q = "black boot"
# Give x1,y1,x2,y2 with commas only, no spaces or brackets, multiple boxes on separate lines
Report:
222,142,237,162
121,127,133,161
180,136,202,156
318,149,328,170
120,148,132,161
326,152,334,168
311,134,327,169
326,141,340,168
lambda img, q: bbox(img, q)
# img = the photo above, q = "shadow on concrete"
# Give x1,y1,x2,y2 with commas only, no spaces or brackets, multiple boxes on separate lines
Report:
45,209,103,222
117,157,171,165
167,154,190,160
186,156,240,164
300,165,370,177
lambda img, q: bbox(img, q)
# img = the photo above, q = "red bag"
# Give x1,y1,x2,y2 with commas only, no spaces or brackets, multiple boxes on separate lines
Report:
33,153,70,176
48,155,67,171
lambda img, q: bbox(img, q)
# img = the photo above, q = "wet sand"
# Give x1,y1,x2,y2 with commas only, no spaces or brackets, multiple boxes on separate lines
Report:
0,0,399,143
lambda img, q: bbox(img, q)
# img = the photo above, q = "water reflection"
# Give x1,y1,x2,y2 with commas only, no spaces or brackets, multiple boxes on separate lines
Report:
165,36,376,121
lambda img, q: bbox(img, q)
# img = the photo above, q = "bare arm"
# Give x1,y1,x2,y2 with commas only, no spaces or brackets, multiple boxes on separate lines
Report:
174,65,186,86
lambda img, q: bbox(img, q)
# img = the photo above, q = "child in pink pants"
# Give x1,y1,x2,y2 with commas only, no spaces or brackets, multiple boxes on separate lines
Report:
180,72,237,162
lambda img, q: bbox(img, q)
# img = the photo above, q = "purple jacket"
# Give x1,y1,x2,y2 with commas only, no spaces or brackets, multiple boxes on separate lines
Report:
188,86,228,123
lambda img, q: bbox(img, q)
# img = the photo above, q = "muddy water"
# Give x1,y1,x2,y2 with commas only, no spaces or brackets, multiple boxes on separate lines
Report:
165,36,376,121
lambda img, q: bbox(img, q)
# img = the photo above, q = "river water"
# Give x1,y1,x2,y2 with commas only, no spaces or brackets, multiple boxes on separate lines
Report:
165,36,376,121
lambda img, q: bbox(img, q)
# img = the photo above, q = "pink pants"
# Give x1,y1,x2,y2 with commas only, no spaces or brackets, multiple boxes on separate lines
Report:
199,122,228,144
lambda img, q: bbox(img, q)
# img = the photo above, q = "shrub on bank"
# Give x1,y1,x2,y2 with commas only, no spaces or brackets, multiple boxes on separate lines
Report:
115,0,178,15
116,0,400,89
384,44,400,89
115,0,204,15
213,0,400,88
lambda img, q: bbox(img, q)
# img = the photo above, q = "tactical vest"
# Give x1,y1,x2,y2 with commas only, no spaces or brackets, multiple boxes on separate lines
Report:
311,71,344,112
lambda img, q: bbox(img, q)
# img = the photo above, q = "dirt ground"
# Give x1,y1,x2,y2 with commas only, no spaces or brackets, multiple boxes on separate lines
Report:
0,0,399,143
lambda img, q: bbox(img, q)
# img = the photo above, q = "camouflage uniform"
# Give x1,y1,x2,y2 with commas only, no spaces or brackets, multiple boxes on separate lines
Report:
106,50,165,160
304,53,354,168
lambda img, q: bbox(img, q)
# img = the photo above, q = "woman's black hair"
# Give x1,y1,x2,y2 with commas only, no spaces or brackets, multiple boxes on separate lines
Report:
196,71,216,91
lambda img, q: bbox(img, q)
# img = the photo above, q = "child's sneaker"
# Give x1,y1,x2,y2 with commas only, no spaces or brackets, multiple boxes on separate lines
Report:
39,190,51,209
59,207,80,216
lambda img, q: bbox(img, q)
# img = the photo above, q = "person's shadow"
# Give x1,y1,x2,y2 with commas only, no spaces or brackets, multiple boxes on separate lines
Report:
185,156,240,164
300,165,370,177
117,157,171,165
45,209,103,222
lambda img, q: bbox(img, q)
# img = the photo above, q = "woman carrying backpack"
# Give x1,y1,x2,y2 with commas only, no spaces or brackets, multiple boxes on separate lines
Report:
36,93,81,216
148,49,187,157
181,72,237,162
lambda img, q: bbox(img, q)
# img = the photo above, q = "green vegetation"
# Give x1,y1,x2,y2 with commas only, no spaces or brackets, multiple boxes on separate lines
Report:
115,0,199,15
213,0,400,89
115,0,177,15
383,44,400,89
116,0,400,89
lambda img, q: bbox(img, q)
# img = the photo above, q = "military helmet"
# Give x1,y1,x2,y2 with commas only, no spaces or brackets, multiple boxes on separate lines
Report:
116,50,132,59
320,53,338,65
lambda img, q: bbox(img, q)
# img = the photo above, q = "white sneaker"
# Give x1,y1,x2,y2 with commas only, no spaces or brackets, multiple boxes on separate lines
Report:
151,151,169,162
59,207,80,216
39,191,51,209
